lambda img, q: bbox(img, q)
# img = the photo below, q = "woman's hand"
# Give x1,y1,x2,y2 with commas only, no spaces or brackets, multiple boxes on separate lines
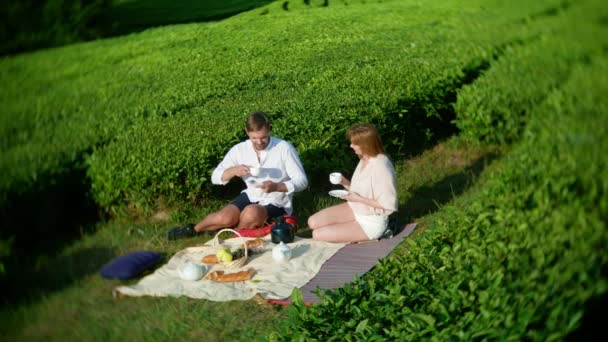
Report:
343,191,362,202
344,191,389,211
340,177,351,190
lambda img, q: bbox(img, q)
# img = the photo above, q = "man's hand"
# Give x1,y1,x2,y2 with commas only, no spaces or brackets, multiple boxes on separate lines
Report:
223,165,251,182
258,180,287,193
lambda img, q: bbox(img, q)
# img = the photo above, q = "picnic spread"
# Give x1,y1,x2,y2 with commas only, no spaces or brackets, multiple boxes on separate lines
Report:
113,224,417,302
113,229,346,301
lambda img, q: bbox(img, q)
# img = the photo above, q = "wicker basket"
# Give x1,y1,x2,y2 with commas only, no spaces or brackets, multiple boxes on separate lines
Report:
210,228,248,269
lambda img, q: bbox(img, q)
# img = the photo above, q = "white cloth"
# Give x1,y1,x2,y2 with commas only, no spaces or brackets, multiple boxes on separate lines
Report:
354,212,388,240
348,154,398,216
211,137,308,215
114,236,345,301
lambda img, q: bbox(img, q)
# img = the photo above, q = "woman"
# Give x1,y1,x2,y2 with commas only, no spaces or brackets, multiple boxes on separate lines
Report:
308,123,398,243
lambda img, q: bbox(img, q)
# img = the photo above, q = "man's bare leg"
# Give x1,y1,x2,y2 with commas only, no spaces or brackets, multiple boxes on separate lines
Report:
237,204,268,228
194,204,241,232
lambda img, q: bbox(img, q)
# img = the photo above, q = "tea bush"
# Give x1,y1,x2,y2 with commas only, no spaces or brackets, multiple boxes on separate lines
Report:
0,0,113,56
454,1,607,144
272,55,608,342
270,3,608,339
0,0,574,271
85,0,560,211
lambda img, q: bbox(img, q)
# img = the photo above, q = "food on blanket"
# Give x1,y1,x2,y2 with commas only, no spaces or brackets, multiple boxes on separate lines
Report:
205,269,254,282
232,247,246,260
202,254,219,264
216,247,233,263
245,238,265,249
204,270,224,281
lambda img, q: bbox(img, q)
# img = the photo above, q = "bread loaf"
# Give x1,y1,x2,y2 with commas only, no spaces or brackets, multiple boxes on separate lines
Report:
201,254,219,264
205,269,253,282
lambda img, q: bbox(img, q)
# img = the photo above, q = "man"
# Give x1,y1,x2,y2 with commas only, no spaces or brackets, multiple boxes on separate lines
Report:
167,111,308,240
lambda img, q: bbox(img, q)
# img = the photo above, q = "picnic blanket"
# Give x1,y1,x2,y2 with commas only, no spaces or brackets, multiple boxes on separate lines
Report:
114,236,346,301
269,223,418,305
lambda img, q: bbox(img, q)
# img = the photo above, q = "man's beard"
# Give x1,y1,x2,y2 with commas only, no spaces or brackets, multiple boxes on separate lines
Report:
254,142,268,151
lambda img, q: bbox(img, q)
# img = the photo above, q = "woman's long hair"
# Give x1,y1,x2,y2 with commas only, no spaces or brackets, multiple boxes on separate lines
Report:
346,123,385,157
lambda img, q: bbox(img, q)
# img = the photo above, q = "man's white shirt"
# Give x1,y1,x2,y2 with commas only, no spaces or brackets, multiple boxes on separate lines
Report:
211,137,308,215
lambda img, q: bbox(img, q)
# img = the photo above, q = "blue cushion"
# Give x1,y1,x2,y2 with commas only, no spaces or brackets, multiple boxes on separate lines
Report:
99,251,162,280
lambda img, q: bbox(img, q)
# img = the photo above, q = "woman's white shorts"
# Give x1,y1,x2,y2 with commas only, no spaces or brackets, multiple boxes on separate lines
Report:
354,213,388,240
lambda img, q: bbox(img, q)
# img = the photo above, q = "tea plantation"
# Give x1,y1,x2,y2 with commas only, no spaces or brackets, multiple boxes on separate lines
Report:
1,0,606,340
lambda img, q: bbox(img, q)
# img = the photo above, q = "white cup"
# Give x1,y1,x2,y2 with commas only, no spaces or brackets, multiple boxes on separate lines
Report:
249,167,260,177
329,172,343,185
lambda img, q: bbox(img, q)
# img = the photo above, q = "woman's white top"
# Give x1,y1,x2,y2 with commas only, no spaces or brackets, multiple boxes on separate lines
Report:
348,154,398,216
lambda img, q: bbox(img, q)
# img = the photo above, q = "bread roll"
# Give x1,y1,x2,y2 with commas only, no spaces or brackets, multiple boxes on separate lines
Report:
245,238,265,248
202,254,219,264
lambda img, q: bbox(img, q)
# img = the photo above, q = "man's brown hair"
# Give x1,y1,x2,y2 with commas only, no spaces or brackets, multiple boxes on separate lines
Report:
346,123,385,157
245,112,271,132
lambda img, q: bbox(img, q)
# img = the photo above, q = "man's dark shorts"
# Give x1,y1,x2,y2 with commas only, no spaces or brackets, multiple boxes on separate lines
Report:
230,192,286,220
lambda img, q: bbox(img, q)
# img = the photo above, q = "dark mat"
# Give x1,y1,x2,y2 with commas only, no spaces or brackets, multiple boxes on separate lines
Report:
268,223,417,305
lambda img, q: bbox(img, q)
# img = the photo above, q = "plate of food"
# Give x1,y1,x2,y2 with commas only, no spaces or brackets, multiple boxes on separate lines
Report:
328,189,348,198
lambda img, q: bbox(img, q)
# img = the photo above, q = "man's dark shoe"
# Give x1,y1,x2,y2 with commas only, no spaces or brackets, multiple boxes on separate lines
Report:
167,223,197,240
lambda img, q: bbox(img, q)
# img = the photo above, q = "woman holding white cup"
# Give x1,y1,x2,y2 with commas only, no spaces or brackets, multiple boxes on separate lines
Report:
308,124,398,243
329,172,343,185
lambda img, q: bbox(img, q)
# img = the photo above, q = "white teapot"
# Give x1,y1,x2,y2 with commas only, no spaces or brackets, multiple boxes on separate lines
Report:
272,241,292,263
178,261,206,281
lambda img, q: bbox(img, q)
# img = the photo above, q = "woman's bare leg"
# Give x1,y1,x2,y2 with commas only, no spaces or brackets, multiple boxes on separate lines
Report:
308,202,355,229
308,202,369,242
312,221,369,243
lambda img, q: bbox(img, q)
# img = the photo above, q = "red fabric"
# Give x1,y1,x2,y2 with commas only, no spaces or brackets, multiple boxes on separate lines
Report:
234,223,273,238
233,215,297,238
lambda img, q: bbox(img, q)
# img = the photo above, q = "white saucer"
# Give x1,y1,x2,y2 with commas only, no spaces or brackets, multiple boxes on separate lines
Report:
328,190,348,198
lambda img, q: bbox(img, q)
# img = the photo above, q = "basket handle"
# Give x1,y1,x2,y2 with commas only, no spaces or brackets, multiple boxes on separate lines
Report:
211,228,248,259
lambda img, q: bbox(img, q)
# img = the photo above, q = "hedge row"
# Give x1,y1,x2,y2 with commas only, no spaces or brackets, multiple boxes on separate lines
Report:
270,1,608,339
454,0,607,144
1,0,568,214
84,0,563,211
0,0,274,56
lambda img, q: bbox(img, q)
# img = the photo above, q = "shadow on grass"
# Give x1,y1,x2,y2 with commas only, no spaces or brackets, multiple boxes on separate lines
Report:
0,246,115,307
0,0,274,56
397,152,499,224
109,0,274,36
565,290,608,340
0,166,105,306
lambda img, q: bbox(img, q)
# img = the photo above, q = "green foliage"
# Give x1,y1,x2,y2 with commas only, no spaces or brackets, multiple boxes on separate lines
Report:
454,1,607,144
0,0,114,56
271,6,608,339
87,110,244,212
0,0,274,56
3,0,528,214
1,0,607,339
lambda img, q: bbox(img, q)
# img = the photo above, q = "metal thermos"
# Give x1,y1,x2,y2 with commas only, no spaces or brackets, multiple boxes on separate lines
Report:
271,216,295,244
